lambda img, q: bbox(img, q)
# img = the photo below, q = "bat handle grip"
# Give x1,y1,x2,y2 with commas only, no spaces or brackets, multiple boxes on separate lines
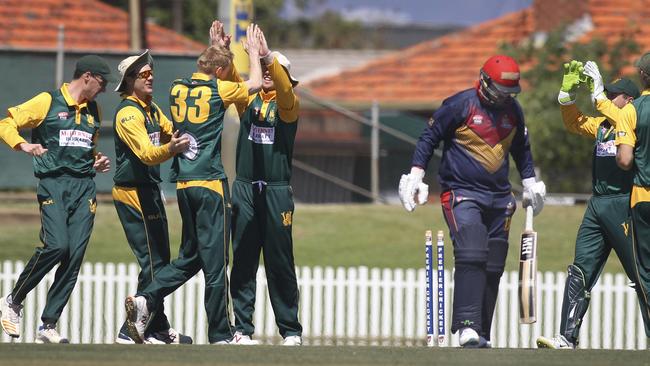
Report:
525,205,534,231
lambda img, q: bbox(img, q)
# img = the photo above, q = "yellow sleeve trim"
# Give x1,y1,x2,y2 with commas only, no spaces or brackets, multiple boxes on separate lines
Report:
115,105,173,166
559,104,601,138
0,92,52,149
217,80,249,108
267,58,299,123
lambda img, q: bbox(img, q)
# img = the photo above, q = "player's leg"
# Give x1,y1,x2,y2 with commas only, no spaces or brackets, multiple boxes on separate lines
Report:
1,177,69,339
262,184,302,344
440,190,488,347
537,197,608,349
230,180,263,342
630,201,650,336
38,177,96,343
189,181,234,344
479,193,516,346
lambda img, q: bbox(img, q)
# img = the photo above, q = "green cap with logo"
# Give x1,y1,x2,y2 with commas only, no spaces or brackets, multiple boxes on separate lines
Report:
75,55,117,82
605,78,640,99
636,51,650,75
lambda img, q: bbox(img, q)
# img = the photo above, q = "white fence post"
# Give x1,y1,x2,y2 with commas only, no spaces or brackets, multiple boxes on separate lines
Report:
0,261,645,348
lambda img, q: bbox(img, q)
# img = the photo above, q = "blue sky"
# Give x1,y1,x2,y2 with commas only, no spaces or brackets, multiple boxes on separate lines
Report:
285,0,533,26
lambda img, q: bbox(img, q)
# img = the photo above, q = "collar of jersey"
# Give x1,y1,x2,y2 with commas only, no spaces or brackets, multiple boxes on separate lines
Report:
60,83,88,110
123,94,152,110
192,73,212,81
260,89,276,102
643,90,650,96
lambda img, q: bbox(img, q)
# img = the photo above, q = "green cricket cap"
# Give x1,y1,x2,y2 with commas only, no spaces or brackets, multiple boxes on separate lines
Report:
635,51,650,75
75,55,116,82
605,78,640,99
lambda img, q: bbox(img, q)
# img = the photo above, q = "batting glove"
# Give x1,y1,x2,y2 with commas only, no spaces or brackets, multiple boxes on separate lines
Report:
398,167,429,212
522,177,546,216
583,61,606,103
558,60,583,105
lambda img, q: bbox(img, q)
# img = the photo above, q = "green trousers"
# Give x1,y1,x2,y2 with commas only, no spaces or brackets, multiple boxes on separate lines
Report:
113,184,171,333
139,180,232,343
230,179,302,338
12,176,95,325
631,199,650,336
563,194,650,338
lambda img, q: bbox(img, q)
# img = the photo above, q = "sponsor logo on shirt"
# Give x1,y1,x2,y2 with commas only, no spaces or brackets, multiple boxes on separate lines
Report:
618,131,627,137
500,115,512,129
180,132,199,160
121,115,135,123
58,111,69,120
59,129,93,148
148,132,160,146
596,140,616,157
428,117,435,127
248,125,275,145
472,115,483,125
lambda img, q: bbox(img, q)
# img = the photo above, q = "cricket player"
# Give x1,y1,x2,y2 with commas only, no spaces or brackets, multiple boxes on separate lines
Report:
0,55,113,343
112,50,192,344
398,55,546,348
228,33,303,346
537,61,650,349
124,23,264,345
589,53,650,340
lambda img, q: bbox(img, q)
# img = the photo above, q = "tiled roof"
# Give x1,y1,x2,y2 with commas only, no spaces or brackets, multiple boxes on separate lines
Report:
0,0,205,54
307,0,650,108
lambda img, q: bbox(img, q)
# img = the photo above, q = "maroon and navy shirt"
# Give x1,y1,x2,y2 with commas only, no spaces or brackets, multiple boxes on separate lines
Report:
412,87,535,194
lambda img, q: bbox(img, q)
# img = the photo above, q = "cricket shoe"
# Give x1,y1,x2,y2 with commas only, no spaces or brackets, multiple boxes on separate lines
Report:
536,335,575,349
115,331,136,344
0,294,22,338
462,336,492,349
125,295,150,344
35,323,69,344
231,331,260,345
282,335,303,346
144,328,193,344
211,338,233,345
459,328,480,348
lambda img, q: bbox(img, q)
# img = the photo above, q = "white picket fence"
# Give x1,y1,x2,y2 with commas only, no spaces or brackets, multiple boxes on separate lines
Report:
0,260,646,349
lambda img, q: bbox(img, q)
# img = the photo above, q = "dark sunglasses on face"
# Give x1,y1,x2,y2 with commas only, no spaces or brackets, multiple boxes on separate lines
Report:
92,74,107,88
137,70,153,79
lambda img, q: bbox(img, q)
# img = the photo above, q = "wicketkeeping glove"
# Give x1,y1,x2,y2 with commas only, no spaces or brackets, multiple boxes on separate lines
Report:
583,61,606,103
558,60,583,105
522,177,546,216
398,167,429,212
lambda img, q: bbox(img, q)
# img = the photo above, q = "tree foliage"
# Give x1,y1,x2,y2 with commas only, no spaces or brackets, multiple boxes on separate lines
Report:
500,28,639,192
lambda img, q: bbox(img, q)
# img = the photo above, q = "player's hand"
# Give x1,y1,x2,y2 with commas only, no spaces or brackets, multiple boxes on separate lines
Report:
209,20,231,49
168,131,190,154
19,142,48,157
583,61,606,103
398,167,429,212
258,27,272,62
93,152,111,173
243,24,261,55
558,60,583,105
522,177,546,216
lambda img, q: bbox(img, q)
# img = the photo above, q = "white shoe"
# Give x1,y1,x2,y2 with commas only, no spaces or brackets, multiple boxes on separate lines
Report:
232,331,261,345
125,296,149,344
282,335,302,346
459,328,480,348
211,338,232,345
35,324,69,344
0,295,22,338
115,330,136,344
536,335,575,349
145,327,193,344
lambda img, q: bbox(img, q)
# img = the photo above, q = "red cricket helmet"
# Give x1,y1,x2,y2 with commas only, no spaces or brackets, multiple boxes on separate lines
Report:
478,55,521,106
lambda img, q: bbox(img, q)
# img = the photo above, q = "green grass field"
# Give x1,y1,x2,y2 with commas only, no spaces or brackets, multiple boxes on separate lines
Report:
0,344,647,366
0,201,627,273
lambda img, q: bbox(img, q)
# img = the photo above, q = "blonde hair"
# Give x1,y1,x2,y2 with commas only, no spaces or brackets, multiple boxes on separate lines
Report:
197,46,233,74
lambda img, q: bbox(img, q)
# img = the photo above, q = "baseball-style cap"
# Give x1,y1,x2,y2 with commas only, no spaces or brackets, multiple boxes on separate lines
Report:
635,51,650,74
115,49,154,92
605,78,640,99
75,55,116,82
266,51,299,86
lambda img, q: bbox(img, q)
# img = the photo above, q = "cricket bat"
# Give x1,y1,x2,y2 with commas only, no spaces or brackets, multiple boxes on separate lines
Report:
518,205,537,324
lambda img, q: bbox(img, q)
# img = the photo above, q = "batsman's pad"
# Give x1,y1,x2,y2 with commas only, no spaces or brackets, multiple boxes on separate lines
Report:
453,224,489,264
561,264,590,345
486,238,508,274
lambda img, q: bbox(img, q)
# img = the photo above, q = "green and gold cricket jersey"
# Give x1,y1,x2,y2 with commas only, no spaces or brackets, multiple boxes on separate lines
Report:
113,95,174,185
631,94,650,187
561,104,632,195
0,84,100,178
169,73,248,182
236,92,298,182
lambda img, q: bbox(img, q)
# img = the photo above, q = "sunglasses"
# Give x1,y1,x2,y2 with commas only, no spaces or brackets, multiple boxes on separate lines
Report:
136,70,153,79
92,74,107,88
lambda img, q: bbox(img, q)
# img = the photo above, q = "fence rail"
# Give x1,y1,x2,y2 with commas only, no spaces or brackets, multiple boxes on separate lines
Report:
0,261,645,349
